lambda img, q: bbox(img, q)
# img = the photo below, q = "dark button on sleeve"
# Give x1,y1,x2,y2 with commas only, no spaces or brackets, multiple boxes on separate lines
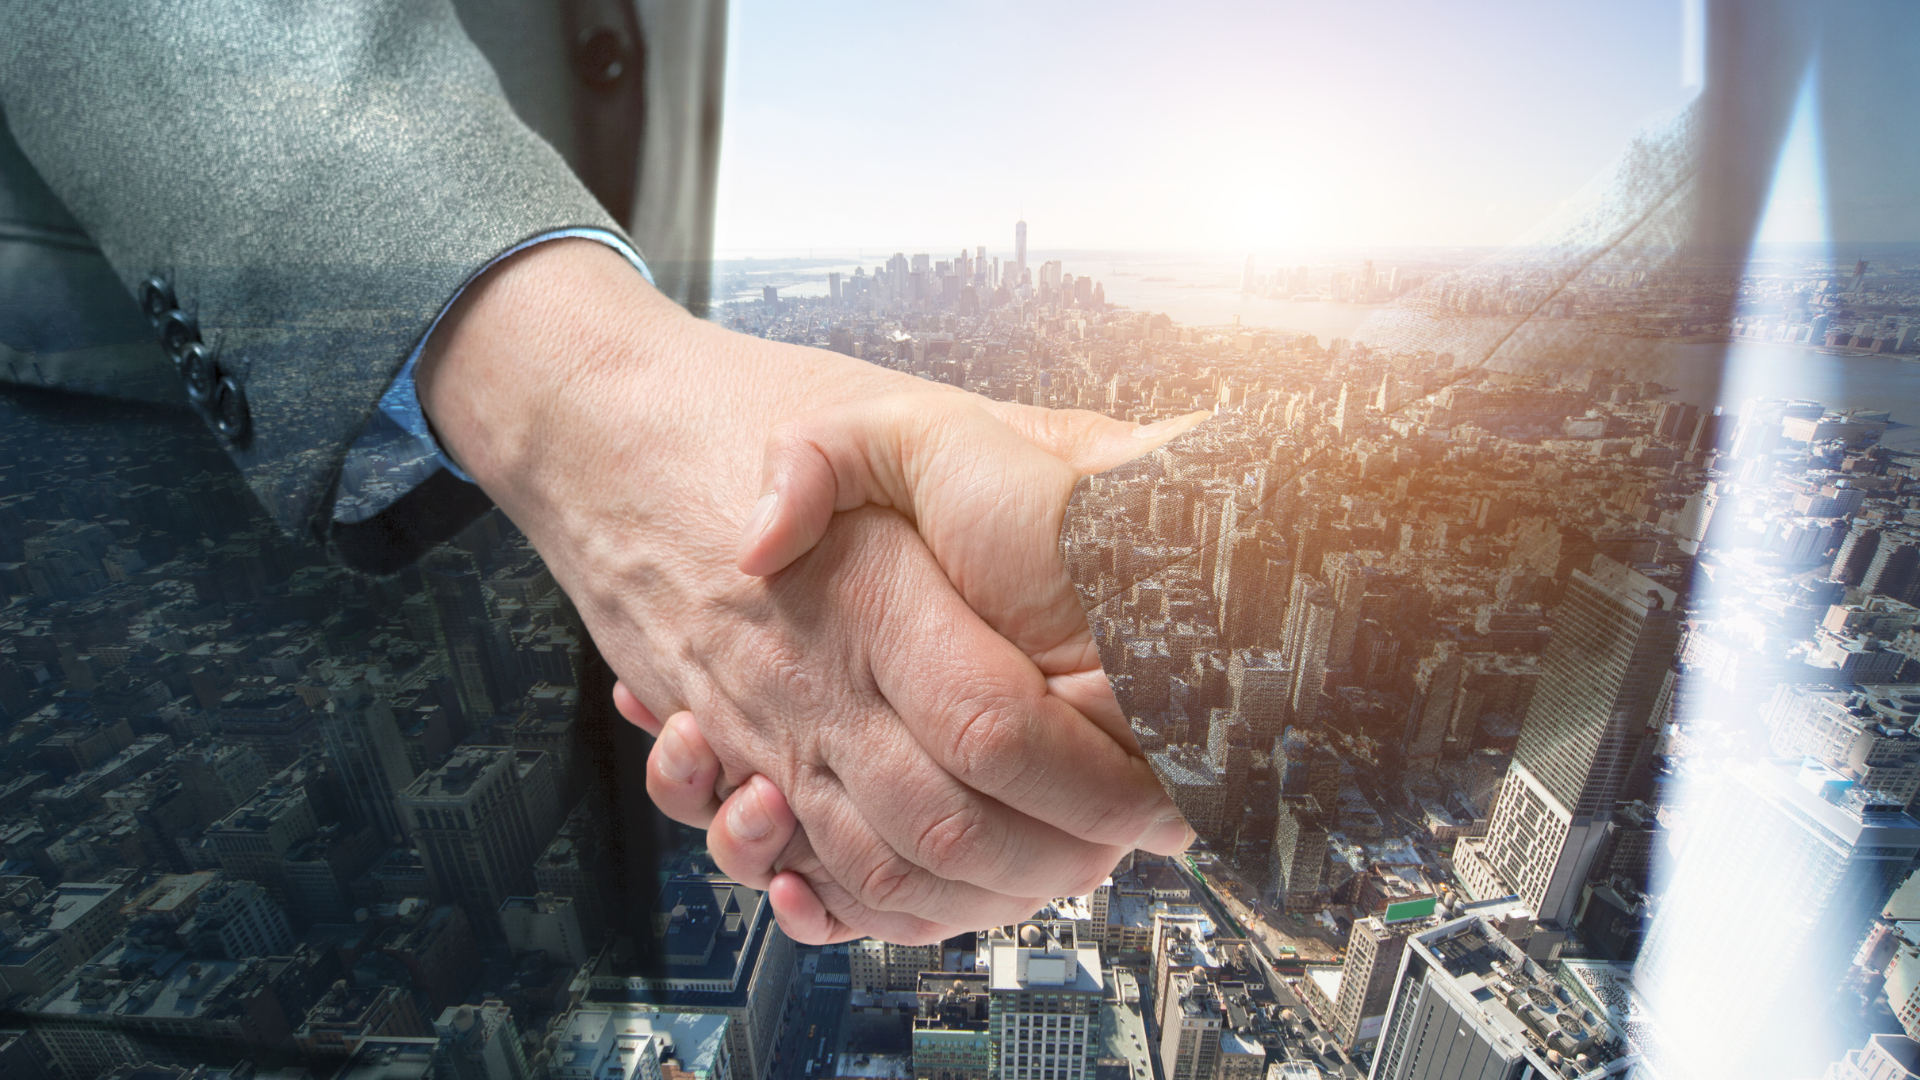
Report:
573,26,631,88
159,309,199,360
139,276,175,326
210,372,250,443
180,342,217,402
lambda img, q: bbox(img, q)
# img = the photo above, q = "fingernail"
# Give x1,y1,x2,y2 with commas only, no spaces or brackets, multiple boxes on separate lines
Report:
1132,411,1206,439
729,784,774,842
744,491,779,540
655,725,698,784
1144,815,1195,853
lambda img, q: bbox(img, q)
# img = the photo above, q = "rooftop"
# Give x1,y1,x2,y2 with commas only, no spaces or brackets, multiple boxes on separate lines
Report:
1411,916,1631,1077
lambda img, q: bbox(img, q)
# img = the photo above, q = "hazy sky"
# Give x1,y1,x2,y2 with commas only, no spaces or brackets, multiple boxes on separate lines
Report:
712,1,1698,257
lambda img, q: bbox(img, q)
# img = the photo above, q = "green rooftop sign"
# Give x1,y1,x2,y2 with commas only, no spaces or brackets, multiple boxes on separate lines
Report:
1384,897,1438,923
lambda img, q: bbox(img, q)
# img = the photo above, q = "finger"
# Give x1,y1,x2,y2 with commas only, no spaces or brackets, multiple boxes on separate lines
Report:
766,867,957,947
867,546,1194,856
706,774,801,889
738,430,842,576
779,754,1053,930
1045,668,1134,751
767,870,866,945
763,832,1005,946
979,402,1210,475
612,680,664,737
646,712,725,829
819,701,1127,899
738,395,1004,578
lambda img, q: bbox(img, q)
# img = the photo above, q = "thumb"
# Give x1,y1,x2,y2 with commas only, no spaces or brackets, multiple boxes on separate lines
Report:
979,403,1211,475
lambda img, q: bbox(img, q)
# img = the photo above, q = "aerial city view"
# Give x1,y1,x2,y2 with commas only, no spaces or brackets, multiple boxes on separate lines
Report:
5,218,1920,1080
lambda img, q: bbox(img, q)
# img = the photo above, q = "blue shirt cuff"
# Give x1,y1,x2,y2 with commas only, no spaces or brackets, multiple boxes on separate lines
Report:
331,228,653,525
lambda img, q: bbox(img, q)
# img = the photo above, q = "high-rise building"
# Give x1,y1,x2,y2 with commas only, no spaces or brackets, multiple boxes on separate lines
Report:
1370,915,1634,1080
321,674,415,842
1014,220,1027,284
173,877,293,959
1864,538,1920,602
174,741,269,826
988,923,1102,1080
434,1000,531,1080
1832,524,1884,585
550,1007,734,1080
1329,914,1420,1050
1326,896,1532,1053
1282,579,1335,725
1148,748,1226,842
1269,795,1328,910
205,770,318,904
1637,759,1920,1079
916,971,991,1080
1765,684,1920,804
1455,557,1681,924
1156,969,1221,1080
1822,1034,1920,1080
851,938,940,993
398,746,562,933
424,549,517,724
1227,649,1290,741
577,877,796,1080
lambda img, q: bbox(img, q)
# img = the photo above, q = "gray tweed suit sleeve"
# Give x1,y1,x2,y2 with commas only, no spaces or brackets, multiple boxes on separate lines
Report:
0,0,624,540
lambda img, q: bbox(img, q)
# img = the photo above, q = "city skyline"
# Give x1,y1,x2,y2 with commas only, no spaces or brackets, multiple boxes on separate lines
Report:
714,2,1700,253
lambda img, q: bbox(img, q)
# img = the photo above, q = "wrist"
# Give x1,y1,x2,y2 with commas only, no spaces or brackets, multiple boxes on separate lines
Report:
415,239,683,500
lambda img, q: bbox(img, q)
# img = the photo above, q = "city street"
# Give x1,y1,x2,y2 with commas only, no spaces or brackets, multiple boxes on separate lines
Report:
776,948,853,1080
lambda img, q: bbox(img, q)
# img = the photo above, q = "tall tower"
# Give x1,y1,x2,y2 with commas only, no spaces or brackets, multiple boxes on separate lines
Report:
322,673,416,842
1454,556,1681,924
987,922,1102,1080
400,746,563,936
1014,219,1027,284
423,549,516,725
1158,969,1223,1080
1637,761,1920,1078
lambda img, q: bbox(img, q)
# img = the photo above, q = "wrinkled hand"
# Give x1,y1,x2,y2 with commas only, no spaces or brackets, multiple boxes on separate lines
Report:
623,393,1208,939
415,239,1191,943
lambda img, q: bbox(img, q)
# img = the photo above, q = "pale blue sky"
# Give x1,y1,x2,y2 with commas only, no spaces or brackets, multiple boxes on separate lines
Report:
712,1,1698,256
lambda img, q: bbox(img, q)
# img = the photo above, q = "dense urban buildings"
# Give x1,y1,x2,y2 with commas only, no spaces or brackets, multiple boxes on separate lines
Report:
8,227,1920,1079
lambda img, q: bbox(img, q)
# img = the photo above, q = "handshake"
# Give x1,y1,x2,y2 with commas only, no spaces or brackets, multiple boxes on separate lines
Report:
416,238,1203,944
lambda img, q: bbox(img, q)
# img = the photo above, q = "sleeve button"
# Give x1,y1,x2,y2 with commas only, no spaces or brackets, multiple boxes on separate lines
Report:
573,26,631,88
181,343,217,402
160,309,200,359
140,277,175,327
210,372,250,443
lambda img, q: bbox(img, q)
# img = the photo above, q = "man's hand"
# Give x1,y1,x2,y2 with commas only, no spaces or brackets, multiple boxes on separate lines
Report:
625,392,1207,939
413,239,1189,943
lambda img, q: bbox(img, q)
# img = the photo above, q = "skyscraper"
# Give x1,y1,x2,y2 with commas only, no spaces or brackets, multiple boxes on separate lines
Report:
1014,219,1027,284
1158,968,1222,1080
1269,795,1328,910
988,922,1102,1080
1637,760,1920,1079
1370,915,1635,1080
1455,556,1680,924
399,746,562,934
321,673,415,842
423,549,516,725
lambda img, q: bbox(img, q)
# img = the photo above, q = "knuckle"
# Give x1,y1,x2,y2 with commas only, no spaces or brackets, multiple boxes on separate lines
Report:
944,695,1031,788
913,803,995,880
858,853,932,914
